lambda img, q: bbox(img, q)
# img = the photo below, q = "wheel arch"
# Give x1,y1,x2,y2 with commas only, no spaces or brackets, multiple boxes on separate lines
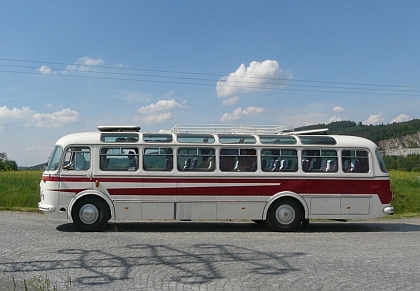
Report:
68,190,115,222
263,191,309,220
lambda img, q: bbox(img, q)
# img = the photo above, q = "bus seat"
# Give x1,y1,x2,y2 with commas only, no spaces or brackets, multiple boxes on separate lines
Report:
272,160,280,171
190,158,198,170
234,160,241,171
207,157,215,170
269,159,278,171
183,159,191,171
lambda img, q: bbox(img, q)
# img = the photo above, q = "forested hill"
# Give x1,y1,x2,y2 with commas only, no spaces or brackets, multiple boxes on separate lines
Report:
294,119,420,145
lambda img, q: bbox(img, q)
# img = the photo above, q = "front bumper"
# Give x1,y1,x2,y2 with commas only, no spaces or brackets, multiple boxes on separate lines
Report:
383,206,394,215
38,202,55,212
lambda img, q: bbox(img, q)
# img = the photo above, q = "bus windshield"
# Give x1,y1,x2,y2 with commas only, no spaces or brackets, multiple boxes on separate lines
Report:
376,148,388,173
46,146,63,171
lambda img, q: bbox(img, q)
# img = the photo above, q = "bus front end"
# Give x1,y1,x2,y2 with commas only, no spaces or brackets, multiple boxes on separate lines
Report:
38,146,67,219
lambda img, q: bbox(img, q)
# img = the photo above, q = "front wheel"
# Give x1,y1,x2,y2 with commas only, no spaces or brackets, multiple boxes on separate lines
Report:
266,199,303,231
71,196,110,231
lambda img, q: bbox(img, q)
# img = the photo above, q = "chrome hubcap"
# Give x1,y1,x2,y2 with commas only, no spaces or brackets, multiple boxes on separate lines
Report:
79,204,99,225
275,204,295,225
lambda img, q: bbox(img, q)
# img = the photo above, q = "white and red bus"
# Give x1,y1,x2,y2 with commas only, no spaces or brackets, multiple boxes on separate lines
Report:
39,124,394,231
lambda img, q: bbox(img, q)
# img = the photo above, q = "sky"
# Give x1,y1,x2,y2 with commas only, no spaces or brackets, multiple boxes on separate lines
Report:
1,0,420,166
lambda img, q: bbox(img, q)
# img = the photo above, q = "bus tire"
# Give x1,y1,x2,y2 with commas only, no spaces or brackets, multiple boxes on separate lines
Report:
266,199,303,231
71,196,110,232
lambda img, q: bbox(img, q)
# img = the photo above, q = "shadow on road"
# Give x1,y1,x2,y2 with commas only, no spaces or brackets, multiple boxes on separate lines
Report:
1,243,304,286
56,219,420,233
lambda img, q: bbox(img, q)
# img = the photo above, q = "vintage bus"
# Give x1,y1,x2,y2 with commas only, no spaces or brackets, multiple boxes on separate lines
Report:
39,124,394,231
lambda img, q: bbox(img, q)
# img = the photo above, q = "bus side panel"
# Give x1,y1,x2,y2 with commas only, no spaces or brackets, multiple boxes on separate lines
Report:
341,179,372,195
371,179,393,204
114,201,142,220
341,197,370,215
142,202,174,219
216,202,266,220
309,196,341,215
176,202,217,220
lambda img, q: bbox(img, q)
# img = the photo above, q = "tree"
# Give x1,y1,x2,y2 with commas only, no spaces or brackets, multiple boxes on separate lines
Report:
0,152,18,171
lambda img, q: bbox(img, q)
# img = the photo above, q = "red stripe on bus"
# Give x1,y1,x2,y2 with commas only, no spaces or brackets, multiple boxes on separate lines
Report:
49,176,392,203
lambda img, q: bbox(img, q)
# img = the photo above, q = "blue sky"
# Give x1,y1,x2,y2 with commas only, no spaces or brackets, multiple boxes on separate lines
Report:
1,1,420,166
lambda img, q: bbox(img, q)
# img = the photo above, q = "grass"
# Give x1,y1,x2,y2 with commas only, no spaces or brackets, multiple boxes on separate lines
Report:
0,272,72,291
389,170,420,216
0,170,419,217
0,170,42,211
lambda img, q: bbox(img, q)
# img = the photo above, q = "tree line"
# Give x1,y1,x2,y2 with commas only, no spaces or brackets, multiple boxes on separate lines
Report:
295,119,420,145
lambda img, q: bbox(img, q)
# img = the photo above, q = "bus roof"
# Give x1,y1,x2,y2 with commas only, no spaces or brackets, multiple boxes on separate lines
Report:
54,128,377,151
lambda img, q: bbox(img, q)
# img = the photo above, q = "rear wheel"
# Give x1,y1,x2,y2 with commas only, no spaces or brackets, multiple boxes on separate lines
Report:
266,199,303,231
71,196,110,232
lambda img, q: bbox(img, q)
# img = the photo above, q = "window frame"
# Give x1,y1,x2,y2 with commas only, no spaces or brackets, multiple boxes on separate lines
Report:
177,147,216,172
302,149,338,173
261,148,298,172
219,148,257,172
99,147,139,171
143,147,173,171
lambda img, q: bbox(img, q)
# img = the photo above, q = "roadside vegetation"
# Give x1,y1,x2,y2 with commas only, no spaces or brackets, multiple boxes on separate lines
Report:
388,170,420,216
0,170,419,217
0,170,42,211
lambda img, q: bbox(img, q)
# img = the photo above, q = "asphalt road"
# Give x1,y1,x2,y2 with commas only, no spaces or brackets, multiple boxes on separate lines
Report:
1,211,420,290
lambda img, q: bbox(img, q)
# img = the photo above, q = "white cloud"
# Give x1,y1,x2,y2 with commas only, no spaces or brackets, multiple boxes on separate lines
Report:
137,112,172,124
220,106,265,122
391,114,410,123
363,113,384,125
135,99,185,124
222,96,240,106
65,56,105,72
330,107,345,122
0,106,34,120
216,60,292,97
138,99,184,114
0,106,79,128
332,106,345,113
32,108,80,127
38,66,52,75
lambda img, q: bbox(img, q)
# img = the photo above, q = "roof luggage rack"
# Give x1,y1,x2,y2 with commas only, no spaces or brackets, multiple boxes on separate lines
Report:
170,124,294,135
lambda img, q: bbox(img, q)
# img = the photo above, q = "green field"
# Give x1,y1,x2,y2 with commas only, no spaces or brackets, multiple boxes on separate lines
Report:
388,170,420,216
0,170,42,211
0,170,419,217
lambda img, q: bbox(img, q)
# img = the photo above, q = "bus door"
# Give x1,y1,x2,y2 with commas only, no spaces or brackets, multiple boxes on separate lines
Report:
59,146,93,212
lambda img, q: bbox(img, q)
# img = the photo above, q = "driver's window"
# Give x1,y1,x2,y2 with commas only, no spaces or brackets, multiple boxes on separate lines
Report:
63,147,91,171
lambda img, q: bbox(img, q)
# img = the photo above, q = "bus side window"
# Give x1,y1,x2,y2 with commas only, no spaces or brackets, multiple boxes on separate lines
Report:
100,147,139,171
63,147,90,171
302,149,337,173
261,149,298,172
342,149,369,173
143,148,173,171
177,147,216,172
220,148,257,172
